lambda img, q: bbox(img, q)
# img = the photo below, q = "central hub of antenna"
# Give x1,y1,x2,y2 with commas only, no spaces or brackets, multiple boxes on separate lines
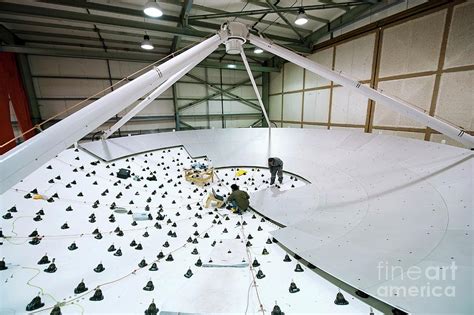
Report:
222,22,248,55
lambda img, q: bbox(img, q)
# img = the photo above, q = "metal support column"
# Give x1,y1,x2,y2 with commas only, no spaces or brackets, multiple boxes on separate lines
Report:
219,68,225,128
172,84,180,130
262,71,270,127
205,67,210,129
15,54,41,125
169,0,193,132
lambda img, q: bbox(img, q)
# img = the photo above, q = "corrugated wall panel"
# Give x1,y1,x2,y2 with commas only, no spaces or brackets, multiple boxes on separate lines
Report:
176,82,207,98
305,47,333,89
29,56,108,77
269,2,474,147
38,99,94,120
444,2,474,68
108,60,151,79
270,70,282,94
331,85,368,125
435,70,474,131
282,92,302,122
374,75,435,128
379,10,446,77
334,34,374,81
223,101,260,114
269,95,282,122
303,90,330,123
283,63,303,92
34,78,111,98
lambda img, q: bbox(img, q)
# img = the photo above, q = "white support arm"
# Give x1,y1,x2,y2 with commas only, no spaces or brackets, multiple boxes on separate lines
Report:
0,34,223,194
240,48,271,128
249,34,474,148
103,62,196,139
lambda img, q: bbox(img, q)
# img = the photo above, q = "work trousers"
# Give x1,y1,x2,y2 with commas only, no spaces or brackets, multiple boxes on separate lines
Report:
270,167,283,184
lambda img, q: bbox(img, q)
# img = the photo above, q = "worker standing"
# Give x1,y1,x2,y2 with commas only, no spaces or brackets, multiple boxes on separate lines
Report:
226,184,250,214
268,157,283,185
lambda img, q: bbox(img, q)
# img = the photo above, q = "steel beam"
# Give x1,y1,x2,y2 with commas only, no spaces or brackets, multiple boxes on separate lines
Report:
204,68,210,129
0,43,155,62
170,0,193,54
36,0,219,34
200,60,278,72
188,2,368,20
303,3,370,46
178,120,195,130
22,39,169,55
11,29,171,51
103,63,196,139
182,113,261,119
41,113,261,125
182,2,310,39
319,0,348,11
181,0,194,27
14,39,268,63
33,0,303,45
261,72,270,127
1,18,175,45
30,75,261,86
0,2,209,38
0,16,309,53
178,75,262,112
303,1,400,46
36,97,260,102
246,0,330,24
0,45,279,72
6,18,253,54
180,113,263,129
169,0,194,131
265,0,304,42
249,117,264,128
15,54,41,125
172,85,180,131
0,24,23,44
184,73,262,111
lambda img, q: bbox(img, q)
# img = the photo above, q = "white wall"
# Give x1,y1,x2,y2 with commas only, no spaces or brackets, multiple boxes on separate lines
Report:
269,1,474,147
28,56,264,136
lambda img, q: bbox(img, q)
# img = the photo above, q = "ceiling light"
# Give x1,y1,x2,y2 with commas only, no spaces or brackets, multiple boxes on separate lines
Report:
227,64,237,69
254,48,264,54
141,35,154,50
144,1,163,18
294,8,308,25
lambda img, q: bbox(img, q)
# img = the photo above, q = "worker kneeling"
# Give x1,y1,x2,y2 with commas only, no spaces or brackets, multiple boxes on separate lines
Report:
226,184,250,215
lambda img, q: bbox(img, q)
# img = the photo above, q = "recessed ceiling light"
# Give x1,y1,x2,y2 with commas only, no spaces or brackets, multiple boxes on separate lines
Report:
254,48,264,54
295,8,308,25
144,1,163,18
227,64,237,69
141,35,154,50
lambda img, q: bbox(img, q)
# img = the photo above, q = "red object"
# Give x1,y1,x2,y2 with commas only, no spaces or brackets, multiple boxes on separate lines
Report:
0,52,34,154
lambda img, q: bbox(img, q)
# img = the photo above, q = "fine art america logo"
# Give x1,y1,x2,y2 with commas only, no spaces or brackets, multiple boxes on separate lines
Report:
376,261,457,298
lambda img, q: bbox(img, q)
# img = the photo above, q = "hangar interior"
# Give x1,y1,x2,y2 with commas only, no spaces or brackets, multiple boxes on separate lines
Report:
0,0,473,314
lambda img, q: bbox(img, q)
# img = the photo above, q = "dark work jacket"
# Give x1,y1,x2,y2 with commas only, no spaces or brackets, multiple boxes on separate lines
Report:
227,190,250,210
268,157,283,171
